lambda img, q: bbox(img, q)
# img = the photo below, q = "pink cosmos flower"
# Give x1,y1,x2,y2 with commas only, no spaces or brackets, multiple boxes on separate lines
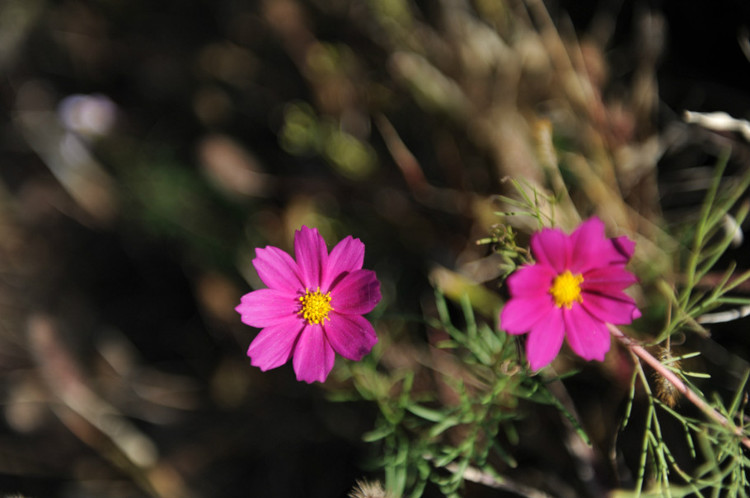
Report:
500,217,640,370
235,226,381,383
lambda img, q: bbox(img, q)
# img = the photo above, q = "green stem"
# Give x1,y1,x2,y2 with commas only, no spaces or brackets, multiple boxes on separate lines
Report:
609,324,750,451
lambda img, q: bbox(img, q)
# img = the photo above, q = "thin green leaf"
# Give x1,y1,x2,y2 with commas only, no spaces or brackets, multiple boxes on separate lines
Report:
406,404,445,423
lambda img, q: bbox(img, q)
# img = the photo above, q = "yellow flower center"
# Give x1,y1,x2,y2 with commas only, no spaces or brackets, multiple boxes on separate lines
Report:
298,288,333,325
550,270,584,309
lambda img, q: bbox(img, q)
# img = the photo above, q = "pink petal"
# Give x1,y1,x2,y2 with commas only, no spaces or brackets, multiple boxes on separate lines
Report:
568,217,608,273
611,236,636,262
235,288,299,328
292,325,336,383
253,246,304,293
581,291,641,324
294,226,328,289
525,307,565,370
582,266,638,292
329,269,381,315
507,264,556,298
500,294,554,335
321,236,365,291
567,217,636,272
531,228,569,272
593,235,637,267
568,218,635,272
247,317,304,371
563,305,611,362
324,313,377,361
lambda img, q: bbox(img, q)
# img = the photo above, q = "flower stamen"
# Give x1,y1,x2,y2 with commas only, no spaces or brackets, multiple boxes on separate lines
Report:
298,288,333,324
550,270,584,309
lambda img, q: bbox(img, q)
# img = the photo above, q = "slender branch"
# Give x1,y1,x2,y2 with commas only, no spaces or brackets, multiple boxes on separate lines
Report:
423,456,553,498
697,304,750,324
608,324,750,450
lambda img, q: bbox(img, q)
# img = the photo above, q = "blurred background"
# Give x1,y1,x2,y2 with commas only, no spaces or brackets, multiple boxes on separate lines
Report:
1,0,750,497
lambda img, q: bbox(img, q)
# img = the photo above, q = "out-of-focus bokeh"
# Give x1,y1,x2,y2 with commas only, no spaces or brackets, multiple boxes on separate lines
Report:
2,0,750,497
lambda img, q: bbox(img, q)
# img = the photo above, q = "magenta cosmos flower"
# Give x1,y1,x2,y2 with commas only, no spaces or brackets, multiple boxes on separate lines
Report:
235,226,381,383
500,217,640,370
